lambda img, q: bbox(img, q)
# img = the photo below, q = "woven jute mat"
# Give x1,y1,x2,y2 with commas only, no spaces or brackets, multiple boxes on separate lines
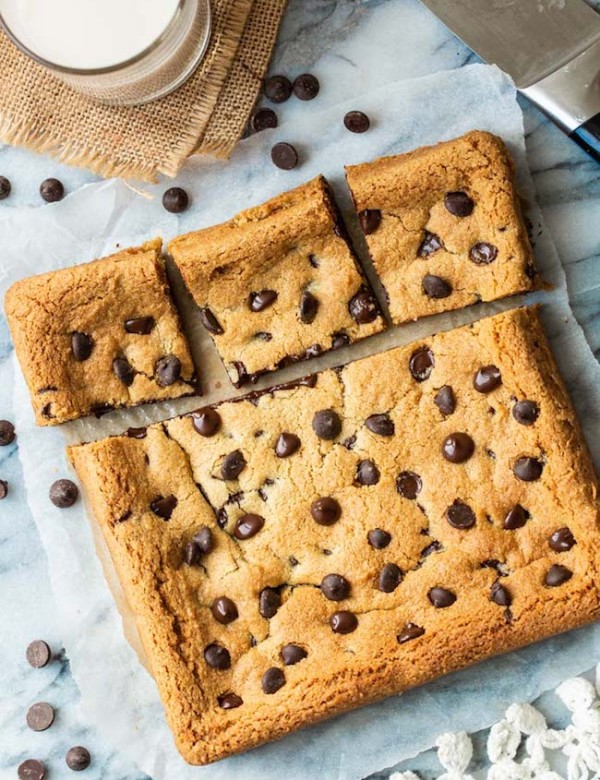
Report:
0,0,287,182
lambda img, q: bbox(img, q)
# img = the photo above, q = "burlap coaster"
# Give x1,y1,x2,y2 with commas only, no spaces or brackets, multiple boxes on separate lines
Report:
0,0,287,182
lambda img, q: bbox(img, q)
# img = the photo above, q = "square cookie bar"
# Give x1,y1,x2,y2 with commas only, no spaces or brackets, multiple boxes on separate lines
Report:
345,130,536,324
70,307,600,765
5,239,197,425
168,176,384,387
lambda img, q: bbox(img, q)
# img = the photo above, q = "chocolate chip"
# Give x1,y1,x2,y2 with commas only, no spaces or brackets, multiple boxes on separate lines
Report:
200,307,224,335
503,504,529,530
513,456,544,482
40,178,64,202
264,74,292,103
124,316,155,334
397,622,425,644
366,413,394,436
442,432,474,464
271,142,299,170
26,702,55,731
321,573,350,601
192,407,221,437
470,242,498,265
155,354,181,386
289,555,299,567
262,667,285,694
0,420,14,446
250,107,278,132
113,357,134,386
348,287,379,324
194,526,214,554
249,289,278,312
126,426,147,439
259,587,281,618
356,459,380,486
280,644,307,665
211,596,238,624
358,209,381,235
71,332,93,361
184,540,201,566
396,471,422,500
434,386,456,416
293,73,319,100
490,582,512,607
545,564,572,587
473,365,501,393
410,347,434,382
422,274,452,299
444,191,474,217
428,587,456,608
330,611,358,634
234,513,265,540
204,643,231,670
0,479,7,499
418,231,443,257
65,746,91,771
26,640,51,669
221,450,246,480
0,175,11,199
312,409,342,440
445,500,476,529
421,540,442,557
150,494,177,519
218,692,243,709
332,332,350,349
299,290,319,324
368,528,391,549
549,527,576,552
378,563,403,593
275,432,301,458
311,496,341,526
18,759,46,780
162,187,189,213
344,110,370,133
49,479,78,508
513,400,540,425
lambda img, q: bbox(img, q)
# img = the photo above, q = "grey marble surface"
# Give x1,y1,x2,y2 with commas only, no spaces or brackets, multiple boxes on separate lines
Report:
1,1,600,779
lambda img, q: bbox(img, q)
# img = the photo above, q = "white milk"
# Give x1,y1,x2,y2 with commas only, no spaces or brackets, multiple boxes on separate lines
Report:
0,0,181,70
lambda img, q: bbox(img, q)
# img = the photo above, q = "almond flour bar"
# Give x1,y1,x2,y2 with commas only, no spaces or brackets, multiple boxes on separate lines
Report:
345,130,536,324
168,176,384,387
69,307,600,765
5,239,197,425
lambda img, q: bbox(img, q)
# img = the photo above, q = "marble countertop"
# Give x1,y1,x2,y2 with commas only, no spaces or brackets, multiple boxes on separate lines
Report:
2,1,600,778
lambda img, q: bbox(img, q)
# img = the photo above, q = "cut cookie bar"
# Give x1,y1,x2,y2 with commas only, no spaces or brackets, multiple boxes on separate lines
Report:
69,307,600,765
345,130,536,324
5,239,197,425
168,175,384,387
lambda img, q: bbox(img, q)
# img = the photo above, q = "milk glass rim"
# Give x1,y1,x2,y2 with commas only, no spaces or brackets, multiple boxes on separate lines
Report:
0,0,188,76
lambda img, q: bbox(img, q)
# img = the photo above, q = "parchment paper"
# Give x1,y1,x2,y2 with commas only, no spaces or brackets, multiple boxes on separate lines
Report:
5,65,600,780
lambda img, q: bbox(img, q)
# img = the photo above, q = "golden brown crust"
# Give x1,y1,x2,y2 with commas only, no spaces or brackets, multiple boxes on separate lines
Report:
69,307,600,765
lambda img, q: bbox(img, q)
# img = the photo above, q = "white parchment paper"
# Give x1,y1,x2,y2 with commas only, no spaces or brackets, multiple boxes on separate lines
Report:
5,65,600,780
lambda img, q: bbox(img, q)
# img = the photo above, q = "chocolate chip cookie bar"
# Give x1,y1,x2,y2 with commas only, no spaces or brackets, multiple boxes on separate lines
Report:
5,239,197,425
345,130,536,324
69,306,600,765
168,176,384,387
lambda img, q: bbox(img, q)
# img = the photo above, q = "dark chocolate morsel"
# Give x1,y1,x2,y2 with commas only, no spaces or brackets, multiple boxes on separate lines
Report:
368,528,391,549
249,289,278,312
262,666,286,694
356,459,380,486
293,73,320,100
332,332,350,349
18,760,46,780
275,432,301,458
194,526,214,553
65,746,91,771
49,479,79,508
217,692,243,709
344,110,370,133
150,494,177,519
549,527,576,552
545,564,572,587
26,702,55,732
445,500,476,529
409,347,434,381
280,644,308,665
221,450,246,480
234,513,265,540
250,107,278,132
71,331,93,361
155,355,181,386
124,316,155,334
422,274,452,299
418,231,443,257
348,287,379,324
312,409,342,440
26,640,52,669
365,413,394,436
513,456,544,482
358,209,381,235
513,400,540,425
40,178,64,202
428,587,456,608
192,407,221,437
162,187,189,213
434,385,456,415
490,582,512,607
442,432,475,464
0,419,15,446
321,573,351,601
0,479,7,499
264,74,292,103
469,242,498,265
0,176,11,200
330,610,358,634
444,191,474,217
299,290,319,323
473,365,502,393
113,357,134,386
503,504,529,530
396,471,422,500
259,587,282,618
211,596,238,624
378,563,403,593
200,307,224,335
311,497,341,526
126,427,147,439
271,142,299,170
397,622,425,644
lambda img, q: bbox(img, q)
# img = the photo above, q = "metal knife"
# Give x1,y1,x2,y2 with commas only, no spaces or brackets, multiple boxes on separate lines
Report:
418,0,600,163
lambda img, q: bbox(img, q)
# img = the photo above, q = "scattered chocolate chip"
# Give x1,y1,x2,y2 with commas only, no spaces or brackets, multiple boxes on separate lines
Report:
280,644,307,665
150,494,177,519
192,407,221,437
418,231,443,257
194,526,213,554
0,420,15,446
299,290,319,323
321,573,350,601
396,471,422,500
397,622,425,644
262,667,285,694
434,385,456,416
428,587,456,608
200,307,224,335
71,332,93,361
259,587,281,619
204,643,231,670
421,540,442,557
503,504,529,530
513,456,544,482
409,347,434,382
218,692,243,709
221,450,246,480
444,191,474,217
311,496,341,526
545,564,572,587
344,110,370,133
249,289,278,312
289,555,299,567
0,175,11,199
445,500,476,529
254,331,272,342
155,355,181,386
330,610,358,634
358,209,381,235
442,432,475,464
264,74,292,103
124,316,154,335
183,540,201,566
124,427,146,442
90,403,113,418
211,597,238,624
40,178,64,202
470,242,498,265
423,274,452,299
332,332,350,349
234,513,265,540
275,432,301,458
271,142,299,170
162,187,189,213
490,582,512,607
473,365,501,393
356,459,380,486
549,527,576,552
250,107,278,132
65,746,91,772
26,640,51,669
312,409,342,440
18,759,46,780
0,479,7,499
26,702,55,732
513,400,540,426
365,413,394,436
368,528,391,549
49,479,78,508
378,563,403,593
293,73,319,100
348,287,379,324
112,357,134,386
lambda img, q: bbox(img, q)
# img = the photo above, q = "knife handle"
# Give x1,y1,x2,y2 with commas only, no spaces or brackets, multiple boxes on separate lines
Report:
569,114,600,164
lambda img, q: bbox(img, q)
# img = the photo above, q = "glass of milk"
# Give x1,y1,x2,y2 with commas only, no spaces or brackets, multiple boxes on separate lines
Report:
0,0,212,105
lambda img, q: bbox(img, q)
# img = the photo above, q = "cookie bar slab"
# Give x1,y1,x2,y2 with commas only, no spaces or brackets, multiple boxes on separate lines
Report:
346,130,536,324
5,239,196,425
69,307,600,765
168,176,384,387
